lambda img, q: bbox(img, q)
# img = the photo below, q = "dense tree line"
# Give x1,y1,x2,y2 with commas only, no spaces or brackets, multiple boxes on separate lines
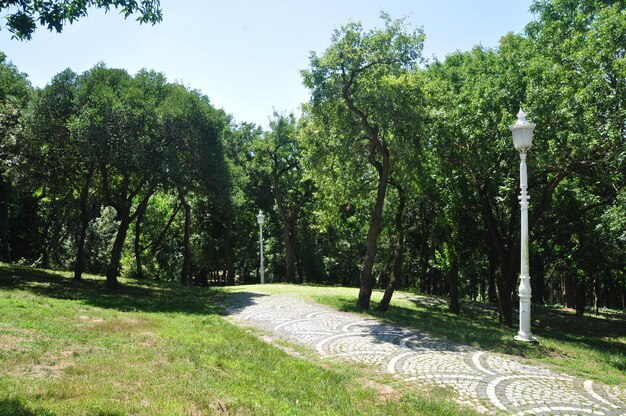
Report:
0,0,624,325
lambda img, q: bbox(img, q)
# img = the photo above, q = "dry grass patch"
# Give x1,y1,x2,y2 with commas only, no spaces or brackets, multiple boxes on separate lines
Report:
361,378,401,402
82,315,154,333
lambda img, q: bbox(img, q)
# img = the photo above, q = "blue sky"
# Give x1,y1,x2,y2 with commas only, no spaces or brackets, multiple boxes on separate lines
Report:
1,1,534,128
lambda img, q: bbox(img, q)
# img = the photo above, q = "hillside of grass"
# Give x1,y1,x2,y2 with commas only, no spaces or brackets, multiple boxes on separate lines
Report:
0,264,470,416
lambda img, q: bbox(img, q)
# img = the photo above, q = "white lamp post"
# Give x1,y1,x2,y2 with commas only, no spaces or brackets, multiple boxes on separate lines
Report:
256,210,265,284
510,108,537,343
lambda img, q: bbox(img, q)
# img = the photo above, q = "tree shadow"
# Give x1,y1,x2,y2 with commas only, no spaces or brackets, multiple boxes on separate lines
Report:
0,264,231,316
319,294,626,367
321,295,510,350
221,290,272,315
0,398,55,416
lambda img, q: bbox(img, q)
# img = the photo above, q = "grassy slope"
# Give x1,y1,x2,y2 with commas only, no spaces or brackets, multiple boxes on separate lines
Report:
0,264,470,416
235,284,626,385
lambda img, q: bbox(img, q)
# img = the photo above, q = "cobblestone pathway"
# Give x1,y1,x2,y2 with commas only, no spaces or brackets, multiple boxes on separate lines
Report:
226,292,626,415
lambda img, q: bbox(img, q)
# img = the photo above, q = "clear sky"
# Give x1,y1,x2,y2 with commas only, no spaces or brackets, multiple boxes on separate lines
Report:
0,0,535,128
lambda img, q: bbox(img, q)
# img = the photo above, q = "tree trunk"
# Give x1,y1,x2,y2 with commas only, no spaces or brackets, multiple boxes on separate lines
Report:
494,251,517,327
73,172,93,281
564,276,576,308
487,250,497,303
379,182,405,312
575,277,586,316
593,276,600,316
199,267,208,286
179,192,192,286
357,146,391,309
225,232,235,285
106,213,130,289
284,220,296,283
496,277,513,327
0,177,11,262
134,199,147,278
448,257,460,314
532,253,545,304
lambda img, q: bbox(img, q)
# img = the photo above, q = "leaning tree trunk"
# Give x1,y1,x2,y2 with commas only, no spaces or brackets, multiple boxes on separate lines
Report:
179,192,192,286
379,182,405,312
357,150,390,309
104,182,153,289
106,212,131,289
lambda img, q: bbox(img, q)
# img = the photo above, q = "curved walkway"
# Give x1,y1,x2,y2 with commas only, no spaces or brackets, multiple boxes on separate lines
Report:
226,293,626,415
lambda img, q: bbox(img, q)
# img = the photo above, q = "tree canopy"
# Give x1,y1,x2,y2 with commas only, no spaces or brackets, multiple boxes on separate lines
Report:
0,0,624,333
1,0,162,40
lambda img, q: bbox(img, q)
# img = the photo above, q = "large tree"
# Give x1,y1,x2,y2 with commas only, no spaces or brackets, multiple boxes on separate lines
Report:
302,14,425,309
256,113,313,283
159,83,228,285
73,65,167,288
21,68,98,279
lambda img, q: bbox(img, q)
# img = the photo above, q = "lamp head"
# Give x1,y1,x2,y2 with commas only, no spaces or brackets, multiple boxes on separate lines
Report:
256,209,265,225
510,108,535,151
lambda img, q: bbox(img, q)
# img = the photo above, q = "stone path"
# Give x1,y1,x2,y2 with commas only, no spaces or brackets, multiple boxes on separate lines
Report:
226,292,626,415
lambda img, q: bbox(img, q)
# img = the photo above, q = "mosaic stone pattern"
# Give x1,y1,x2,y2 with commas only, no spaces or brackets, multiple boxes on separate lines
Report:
226,293,626,415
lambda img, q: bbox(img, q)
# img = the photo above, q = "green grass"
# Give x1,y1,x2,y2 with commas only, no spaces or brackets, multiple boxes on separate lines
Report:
234,284,626,386
0,264,472,416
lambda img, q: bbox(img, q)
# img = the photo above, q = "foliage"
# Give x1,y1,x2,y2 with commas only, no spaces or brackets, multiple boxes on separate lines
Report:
1,0,163,40
84,205,119,273
302,13,426,308
0,1,624,333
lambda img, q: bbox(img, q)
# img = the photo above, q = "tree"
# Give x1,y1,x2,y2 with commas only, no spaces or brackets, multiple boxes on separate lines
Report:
422,0,626,325
159,84,229,285
0,52,32,262
256,113,313,283
2,0,162,40
21,68,97,279
73,65,167,288
425,41,536,326
302,13,425,309
221,122,261,282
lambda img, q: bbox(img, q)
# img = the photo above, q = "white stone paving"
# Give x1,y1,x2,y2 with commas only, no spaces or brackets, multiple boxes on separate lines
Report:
226,293,626,415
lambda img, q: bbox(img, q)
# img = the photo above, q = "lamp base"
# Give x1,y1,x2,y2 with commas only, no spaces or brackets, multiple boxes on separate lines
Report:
514,333,538,343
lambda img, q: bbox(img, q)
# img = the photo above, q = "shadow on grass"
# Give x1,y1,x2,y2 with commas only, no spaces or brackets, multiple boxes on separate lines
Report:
317,294,626,368
0,398,55,416
0,263,267,317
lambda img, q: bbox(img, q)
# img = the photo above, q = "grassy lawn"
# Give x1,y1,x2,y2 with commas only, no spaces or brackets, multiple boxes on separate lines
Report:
231,284,626,386
0,264,471,416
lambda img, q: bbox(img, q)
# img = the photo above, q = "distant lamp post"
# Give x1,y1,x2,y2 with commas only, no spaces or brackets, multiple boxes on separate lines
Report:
256,210,265,284
510,108,537,343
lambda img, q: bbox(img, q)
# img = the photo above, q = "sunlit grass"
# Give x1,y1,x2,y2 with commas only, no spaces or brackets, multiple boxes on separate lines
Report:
0,264,471,415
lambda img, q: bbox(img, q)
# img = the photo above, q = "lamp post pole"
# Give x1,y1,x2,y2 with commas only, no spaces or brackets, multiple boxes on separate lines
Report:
510,108,537,343
257,210,265,284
